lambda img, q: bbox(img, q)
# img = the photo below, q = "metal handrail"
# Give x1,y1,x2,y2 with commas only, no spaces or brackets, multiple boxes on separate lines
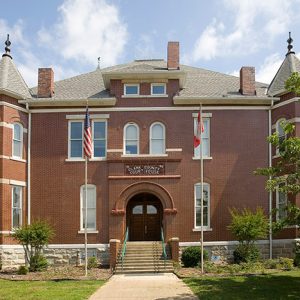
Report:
161,227,167,266
121,227,129,270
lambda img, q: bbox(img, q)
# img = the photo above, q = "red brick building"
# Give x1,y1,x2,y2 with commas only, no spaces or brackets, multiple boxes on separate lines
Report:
0,35,299,268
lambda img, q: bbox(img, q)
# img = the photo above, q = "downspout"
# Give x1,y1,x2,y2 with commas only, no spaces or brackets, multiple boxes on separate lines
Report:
26,103,31,225
269,98,274,258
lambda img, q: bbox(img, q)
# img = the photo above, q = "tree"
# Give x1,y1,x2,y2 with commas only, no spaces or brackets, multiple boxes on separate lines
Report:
228,208,269,263
12,220,54,272
255,71,300,231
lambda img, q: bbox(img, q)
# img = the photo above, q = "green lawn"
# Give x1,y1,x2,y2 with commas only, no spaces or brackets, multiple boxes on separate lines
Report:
0,279,104,300
184,270,300,300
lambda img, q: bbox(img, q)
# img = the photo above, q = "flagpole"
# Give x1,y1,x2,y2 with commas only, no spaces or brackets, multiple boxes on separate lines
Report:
85,155,88,277
200,104,204,274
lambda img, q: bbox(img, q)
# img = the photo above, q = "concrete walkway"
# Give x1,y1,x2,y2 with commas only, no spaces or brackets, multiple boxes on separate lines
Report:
89,273,198,300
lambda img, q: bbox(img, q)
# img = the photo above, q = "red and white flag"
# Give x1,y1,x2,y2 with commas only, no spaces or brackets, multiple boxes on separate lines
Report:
84,107,92,158
194,110,204,148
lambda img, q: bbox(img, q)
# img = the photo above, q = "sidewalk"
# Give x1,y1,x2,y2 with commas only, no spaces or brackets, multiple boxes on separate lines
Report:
89,273,198,300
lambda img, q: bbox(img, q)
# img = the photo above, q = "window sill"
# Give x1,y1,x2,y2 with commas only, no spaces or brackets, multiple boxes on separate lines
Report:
78,230,99,234
121,94,168,98
192,227,213,232
89,158,107,161
65,158,85,162
10,157,26,163
192,157,213,160
121,154,168,158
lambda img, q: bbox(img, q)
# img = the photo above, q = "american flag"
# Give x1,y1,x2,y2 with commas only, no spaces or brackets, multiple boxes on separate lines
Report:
193,110,204,148
84,107,92,158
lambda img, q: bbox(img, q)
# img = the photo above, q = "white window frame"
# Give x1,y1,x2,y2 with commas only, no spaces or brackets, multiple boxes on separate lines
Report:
80,184,97,231
124,83,140,96
92,120,107,159
276,118,286,155
151,83,166,96
193,118,210,158
149,122,166,154
68,120,84,159
194,183,210,230
12,123,23,159
123,123,139,155
12,185,22,229
276,183,288,221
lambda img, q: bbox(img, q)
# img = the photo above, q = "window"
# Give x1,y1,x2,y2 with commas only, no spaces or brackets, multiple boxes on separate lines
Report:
12,123,23,159
276,118,286,155
124,84,139,95
81,185,96,230
69,121,83,158
151,83,166,95
12,186,22,228
150,122,165,154
194,118,210,158
276,183,287,221
124,123,139,155
194,183,210,228
93,121,106,158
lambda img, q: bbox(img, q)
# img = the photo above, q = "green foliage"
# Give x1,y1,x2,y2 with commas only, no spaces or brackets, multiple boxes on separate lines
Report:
181,246,208,267
277,257,294,270
285,72,300,94
294,240,300,267
87,256,98,269
228,208,269,244
12,220,54,272
17,265,29,275
263,259,278,269
233,244,260,263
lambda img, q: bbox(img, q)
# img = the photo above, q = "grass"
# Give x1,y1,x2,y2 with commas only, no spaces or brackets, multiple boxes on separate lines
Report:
0,279,105,300
184,270,300,300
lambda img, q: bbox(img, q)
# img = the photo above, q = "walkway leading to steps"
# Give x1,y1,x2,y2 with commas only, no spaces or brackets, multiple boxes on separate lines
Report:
89,273,198,300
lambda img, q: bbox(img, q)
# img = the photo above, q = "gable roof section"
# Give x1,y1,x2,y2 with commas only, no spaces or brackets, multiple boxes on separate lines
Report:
268,53,300,96
0,56,31,99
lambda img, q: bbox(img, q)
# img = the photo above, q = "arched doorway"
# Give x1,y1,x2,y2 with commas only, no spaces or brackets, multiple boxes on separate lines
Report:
126,193,163,241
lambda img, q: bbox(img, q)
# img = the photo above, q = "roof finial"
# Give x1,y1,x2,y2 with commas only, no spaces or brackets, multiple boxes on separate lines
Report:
286,31,295,56
2,34,12,59
97,57,101,69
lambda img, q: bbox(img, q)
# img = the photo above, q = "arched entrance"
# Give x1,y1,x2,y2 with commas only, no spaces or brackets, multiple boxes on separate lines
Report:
126,193,163,241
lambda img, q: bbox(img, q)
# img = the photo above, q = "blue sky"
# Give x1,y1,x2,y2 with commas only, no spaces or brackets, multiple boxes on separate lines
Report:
1,0,300,87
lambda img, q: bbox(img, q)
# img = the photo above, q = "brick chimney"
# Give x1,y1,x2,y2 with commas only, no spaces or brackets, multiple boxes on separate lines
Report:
239,67,256,96
37,68,54,98
167,41,179,70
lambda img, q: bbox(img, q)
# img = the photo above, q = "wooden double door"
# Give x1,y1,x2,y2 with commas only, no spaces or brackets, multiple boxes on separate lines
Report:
127,194,162,241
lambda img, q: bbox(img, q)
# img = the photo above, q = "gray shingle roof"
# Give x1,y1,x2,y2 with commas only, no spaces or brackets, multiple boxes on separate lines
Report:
0,56,31,99
268,53,300,96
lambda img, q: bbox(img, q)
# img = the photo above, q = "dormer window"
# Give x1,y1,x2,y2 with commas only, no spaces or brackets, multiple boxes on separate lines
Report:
151,83,166,95
124,84,139,95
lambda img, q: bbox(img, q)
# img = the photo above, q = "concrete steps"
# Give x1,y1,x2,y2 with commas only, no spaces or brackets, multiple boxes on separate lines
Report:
115,241,174,274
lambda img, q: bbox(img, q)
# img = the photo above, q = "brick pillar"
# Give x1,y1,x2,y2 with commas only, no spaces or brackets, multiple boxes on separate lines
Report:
169,237,179,262
109,239,120,270
37,68,54,98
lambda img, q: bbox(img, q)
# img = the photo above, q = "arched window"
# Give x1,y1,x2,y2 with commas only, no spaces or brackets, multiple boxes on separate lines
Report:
124,123,139,155
194,183,210,229
80,185,96,230
12,123,23,159
150,122,165,154
276,118,286,155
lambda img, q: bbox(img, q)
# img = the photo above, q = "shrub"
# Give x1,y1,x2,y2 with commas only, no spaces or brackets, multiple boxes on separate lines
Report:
181,246,208,267
294,240,300,267
277,257,294,270
233,244,260,264
17,265,29,275
87,256,98,269
29,255,48,272
263,259,278,269
12,220,54,272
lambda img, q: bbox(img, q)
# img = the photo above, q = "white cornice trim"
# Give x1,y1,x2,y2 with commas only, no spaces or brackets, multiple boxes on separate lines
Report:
0,101,28,113
66,114,110,120
29,106,271,114
0,122,13,129
272,97,300,109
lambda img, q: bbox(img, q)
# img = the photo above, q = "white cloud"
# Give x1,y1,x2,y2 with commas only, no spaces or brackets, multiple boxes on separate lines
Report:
189,0,300,62
38,0,128,67
0,19,27,47
134,32,159,59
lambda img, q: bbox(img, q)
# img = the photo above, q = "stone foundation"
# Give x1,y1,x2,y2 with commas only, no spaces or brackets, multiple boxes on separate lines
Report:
179,239,298,264
0,245,109,270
